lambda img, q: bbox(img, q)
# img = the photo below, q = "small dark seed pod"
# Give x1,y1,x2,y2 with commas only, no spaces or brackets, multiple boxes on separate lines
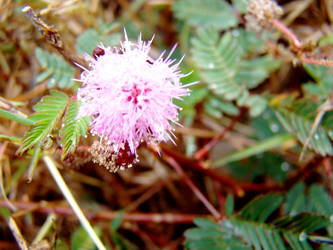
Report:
92,47,105,59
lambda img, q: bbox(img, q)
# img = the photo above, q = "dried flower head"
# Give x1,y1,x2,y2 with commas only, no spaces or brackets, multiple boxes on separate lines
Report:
245,0,283,32
77,32,191,172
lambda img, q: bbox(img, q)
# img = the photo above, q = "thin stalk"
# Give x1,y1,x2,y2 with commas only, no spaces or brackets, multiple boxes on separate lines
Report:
0,108,33,126
270,18,333,66
151,145,222,220
270,18,302,49
166,156,222,220
42,155,106,250
0,144,16,212
27,142,41,183
32,213,57,245
8,216,28,250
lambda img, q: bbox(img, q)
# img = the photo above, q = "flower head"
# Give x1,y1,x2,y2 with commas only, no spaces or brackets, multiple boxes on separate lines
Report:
77,32,191,171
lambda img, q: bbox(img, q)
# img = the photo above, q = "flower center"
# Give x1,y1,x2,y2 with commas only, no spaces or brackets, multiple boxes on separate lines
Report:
122,84,152,105
128,84,141,104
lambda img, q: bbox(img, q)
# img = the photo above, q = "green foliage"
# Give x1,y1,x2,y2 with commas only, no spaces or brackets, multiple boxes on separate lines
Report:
302,64,333,100
231,0,249,13
172,0,238,31
18,91,89,158
236,194,284,222
18,91,69,153
184,218,251,250
309,185,333,216
35,48,76,89
75,20,121,55
284,182,307,216
109,212,137,250
204,94,239,119
251,107,286,140
191,28,280,116
185,193,333,250
226,152,290,182
225,194,234,218
284,182,333,217
60,99,90,159
214,133,294,167
71,226,101,250
177,85,208,117
273,103,333,156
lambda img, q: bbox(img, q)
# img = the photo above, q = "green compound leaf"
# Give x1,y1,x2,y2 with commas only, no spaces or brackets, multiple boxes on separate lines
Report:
273,213,329,234
274,107,333,156
234,194,329,250
18,91,69,154
75,20,121,55
60,99,90,159
184,218,251,250
204,94,239,119
172,0,238,30
185,193,331,250
236,194,284,222
302,64,333,100
284,182,307,216
309,185,333,216
191,28,279,116
231,0,249,13
35,48,76,89
191,28,241,97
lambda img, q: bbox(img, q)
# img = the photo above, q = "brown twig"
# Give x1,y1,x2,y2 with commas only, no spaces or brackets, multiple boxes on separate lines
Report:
150,146,222,220
11,82,47,102
0,200,204,224
284,157,323,188
160,144,280,195
194,108,245,160
165,156,222,220
22,5,88,70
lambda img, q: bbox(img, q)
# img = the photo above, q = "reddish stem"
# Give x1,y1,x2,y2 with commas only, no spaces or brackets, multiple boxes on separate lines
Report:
194,109,245,160
270,19,302,49
160,145,280,195
0,200,204,224
151,146,222,220
164,156,222,220
299,57,333,67
213,180,225,212
323,158,333,203
270,18,333,66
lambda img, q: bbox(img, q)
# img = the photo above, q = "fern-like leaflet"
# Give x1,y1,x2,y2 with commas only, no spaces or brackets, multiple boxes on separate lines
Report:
273,103,333,157
185,193,332,250
18,91,69,153
60,99,90,159
172,0,238,30
18,91,90,158
191,28,279,116
35,48,76,89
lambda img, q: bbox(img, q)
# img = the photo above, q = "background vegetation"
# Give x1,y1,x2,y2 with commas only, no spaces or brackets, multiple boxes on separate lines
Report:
1,0,333,249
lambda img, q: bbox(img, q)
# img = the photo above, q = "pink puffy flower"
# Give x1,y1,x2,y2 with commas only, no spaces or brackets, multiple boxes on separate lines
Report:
77,32,191,171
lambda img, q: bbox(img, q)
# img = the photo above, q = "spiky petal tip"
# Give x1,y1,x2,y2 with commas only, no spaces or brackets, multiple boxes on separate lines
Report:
77,33,191,170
